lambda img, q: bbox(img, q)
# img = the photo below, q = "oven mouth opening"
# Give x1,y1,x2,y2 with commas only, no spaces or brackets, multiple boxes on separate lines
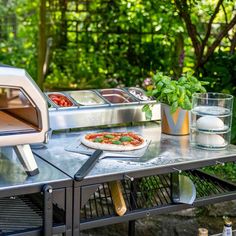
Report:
0,87,42,134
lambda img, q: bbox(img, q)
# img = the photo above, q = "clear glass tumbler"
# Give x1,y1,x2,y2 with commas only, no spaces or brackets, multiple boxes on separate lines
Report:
190,92,233,150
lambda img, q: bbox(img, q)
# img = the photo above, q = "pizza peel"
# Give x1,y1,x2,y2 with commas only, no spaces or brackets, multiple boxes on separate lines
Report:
68,140,150,217
65,139,150,181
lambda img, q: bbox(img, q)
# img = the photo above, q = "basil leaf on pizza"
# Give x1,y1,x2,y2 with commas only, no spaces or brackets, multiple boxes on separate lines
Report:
81,132,146,151
94,137,103,143
112,140,122,145
104,134,114,139
120,136,133,142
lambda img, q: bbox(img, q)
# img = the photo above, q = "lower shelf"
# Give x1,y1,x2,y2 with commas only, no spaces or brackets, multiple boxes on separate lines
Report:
80,170,236,230
0,193,65,235
0,195,42,233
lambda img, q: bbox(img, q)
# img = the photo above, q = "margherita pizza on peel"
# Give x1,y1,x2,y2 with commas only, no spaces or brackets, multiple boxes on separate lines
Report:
81,132,146,151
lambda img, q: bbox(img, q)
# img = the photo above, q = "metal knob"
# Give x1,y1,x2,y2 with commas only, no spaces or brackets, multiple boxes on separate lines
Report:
124,174,134,181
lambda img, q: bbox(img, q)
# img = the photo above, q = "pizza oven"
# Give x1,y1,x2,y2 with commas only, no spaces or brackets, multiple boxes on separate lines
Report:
0,65,50,176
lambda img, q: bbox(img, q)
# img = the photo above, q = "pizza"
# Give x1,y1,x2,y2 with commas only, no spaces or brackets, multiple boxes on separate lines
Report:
81,132,146,151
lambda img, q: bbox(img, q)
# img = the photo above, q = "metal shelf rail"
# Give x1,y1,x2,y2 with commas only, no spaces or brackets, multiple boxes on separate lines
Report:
79,170,236,231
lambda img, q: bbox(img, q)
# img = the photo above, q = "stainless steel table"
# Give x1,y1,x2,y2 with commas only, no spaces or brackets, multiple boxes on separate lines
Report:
0,147,73,236
33,122,236,236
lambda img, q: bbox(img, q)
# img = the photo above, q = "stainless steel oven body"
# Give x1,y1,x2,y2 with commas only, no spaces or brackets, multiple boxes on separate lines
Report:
0,66,50,176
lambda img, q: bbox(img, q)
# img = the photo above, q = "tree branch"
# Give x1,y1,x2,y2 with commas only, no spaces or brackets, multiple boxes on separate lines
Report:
200,14,236,67
230,32,236,54
221,3,228,24
201,0,223,56
174,0,201,59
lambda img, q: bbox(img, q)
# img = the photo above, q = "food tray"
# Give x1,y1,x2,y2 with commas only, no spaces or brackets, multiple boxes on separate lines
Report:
46,92,77,108
127,87,152,102
47,88,161,130
65,90,106,106
98,88,138,104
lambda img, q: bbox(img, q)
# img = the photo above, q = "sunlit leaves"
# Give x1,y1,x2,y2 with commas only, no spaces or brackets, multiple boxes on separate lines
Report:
145,71,207,113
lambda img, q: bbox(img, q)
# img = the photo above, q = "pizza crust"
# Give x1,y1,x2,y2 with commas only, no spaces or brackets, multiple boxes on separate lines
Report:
81,133,147,151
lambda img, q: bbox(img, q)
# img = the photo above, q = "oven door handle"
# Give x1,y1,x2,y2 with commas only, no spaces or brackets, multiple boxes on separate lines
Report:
74,149,103,181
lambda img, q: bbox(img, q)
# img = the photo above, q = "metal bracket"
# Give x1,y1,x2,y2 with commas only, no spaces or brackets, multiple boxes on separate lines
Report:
43,185,53,236
124,174,134,182
216,160,225,166
172,167,182,173
171,172,196,205
81,184,101,207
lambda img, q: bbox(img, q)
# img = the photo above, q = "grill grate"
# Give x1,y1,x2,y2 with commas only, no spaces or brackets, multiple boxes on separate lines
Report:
0,193,65,234
80,170,236,221
0,196,43,233
81,183,114,220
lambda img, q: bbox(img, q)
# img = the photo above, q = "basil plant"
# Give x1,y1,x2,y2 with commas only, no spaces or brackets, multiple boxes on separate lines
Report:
142,72,208,119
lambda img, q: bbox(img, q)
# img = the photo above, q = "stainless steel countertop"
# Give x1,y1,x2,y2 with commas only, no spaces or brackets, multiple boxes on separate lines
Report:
33,122,236,181
0,147,71,191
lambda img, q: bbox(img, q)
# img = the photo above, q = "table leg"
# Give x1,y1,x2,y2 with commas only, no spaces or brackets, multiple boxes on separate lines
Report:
65,187,73,236
43,185,53,236
73,186,81,236
128,221,136,236
171,172,180,203
128,180,137,236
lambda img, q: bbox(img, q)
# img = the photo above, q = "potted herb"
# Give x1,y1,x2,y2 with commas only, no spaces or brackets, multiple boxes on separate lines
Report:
143,72,208,135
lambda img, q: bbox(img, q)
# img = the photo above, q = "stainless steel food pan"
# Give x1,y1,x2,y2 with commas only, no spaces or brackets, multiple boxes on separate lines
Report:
98,88,139,105
46,92,77,109
126,87,155,103
65,90,107,107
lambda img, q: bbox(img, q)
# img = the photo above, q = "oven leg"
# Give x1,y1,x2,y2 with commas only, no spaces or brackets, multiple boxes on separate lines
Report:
128,180,137,236
14,144,39,176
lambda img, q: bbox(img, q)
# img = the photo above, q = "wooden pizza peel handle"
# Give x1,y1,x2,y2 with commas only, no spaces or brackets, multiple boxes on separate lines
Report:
74,149,103,181
109,181,127,216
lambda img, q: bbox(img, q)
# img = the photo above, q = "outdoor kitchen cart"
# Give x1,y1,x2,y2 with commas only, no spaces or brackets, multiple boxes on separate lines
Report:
2,127,236,236
34,93,236,236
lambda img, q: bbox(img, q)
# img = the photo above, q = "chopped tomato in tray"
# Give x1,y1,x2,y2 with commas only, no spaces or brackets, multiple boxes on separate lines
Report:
48,94,73,107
